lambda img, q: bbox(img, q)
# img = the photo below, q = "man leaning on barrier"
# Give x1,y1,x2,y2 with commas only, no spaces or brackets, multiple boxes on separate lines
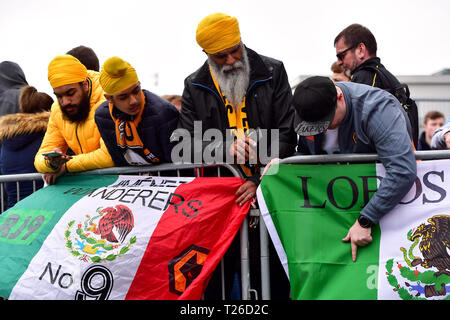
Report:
95,56,179,166
267,76,417,262
173,12,296,299
34,55,114,185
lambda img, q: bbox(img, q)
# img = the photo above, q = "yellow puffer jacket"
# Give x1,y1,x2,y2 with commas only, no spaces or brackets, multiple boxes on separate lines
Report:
34,70,114,173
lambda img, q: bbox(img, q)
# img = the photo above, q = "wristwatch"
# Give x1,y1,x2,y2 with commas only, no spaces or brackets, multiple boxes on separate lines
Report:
358,215,374,228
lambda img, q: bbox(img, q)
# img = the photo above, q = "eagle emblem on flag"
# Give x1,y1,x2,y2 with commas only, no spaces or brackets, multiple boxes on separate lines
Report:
385,214,450,300
64,205,137,263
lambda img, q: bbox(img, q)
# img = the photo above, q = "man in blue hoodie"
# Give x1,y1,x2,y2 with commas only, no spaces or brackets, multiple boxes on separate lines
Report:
294,76,417,262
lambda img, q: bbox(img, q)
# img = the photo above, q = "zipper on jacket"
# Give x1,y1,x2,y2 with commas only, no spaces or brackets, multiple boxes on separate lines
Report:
192,83,226,108
245,77,272,97
75,123,83,154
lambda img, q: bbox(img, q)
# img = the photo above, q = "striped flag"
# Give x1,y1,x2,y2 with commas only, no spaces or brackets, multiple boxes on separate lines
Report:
257,159,450,300
0,174,249,300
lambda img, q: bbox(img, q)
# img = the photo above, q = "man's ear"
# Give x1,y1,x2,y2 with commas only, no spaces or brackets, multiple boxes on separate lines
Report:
104,94,113,103
356,43,368,60
82,80,89,92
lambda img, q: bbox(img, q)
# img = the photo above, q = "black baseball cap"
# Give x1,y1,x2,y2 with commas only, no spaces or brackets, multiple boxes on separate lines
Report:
293,76,337,136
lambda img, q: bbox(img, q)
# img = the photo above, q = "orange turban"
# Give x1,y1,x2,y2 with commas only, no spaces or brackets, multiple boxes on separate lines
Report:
99,56,138,95
196,13,241,54
48,55,87,89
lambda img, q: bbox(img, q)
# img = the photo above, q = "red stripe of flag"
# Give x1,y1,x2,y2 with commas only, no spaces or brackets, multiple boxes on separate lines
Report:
125,177,250,299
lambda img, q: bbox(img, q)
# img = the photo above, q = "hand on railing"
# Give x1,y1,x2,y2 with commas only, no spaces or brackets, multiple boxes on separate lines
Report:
235,180,257,207
43,165,66,186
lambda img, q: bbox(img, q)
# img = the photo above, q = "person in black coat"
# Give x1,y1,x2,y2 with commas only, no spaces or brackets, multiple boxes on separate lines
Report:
95,56,178,167
333,23,419,147
176,13,296,203
174,12,295,300
0,86,53,209
334,23,399,89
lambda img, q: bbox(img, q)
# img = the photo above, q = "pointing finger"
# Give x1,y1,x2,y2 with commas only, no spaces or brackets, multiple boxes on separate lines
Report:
351,241,358,262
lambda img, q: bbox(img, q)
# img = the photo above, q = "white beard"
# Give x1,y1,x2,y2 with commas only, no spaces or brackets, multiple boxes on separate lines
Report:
208,45,250,107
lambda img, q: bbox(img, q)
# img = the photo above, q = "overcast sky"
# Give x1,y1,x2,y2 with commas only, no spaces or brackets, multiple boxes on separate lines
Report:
1,0,449,96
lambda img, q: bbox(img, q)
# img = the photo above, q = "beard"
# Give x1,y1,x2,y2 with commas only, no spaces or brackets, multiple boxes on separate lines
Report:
60,90,91,123
208,45,250,107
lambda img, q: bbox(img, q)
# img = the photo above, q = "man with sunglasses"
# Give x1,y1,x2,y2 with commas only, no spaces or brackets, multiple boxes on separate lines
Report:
175,12,296,299
95,56,179,166
334,24,401,89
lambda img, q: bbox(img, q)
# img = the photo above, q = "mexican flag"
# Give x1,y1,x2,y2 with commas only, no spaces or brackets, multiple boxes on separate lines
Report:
258,159,450,300
0,174,249,300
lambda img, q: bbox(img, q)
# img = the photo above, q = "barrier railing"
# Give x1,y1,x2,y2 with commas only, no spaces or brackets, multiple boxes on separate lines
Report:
279,150,450,165
3,150,450,300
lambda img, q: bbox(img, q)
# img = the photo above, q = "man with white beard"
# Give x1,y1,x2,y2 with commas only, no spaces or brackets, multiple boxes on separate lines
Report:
177,13,296,203
175,13,296,300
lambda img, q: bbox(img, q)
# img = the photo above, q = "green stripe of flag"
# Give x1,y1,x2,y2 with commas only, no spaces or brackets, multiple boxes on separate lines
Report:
0,174,118,298
260,163,381,300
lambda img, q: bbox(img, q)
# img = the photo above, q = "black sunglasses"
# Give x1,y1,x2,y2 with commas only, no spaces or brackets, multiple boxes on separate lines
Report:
336,45,356,61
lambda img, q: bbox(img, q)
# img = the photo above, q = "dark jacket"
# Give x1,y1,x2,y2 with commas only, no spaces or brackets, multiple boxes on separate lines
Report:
176,46,297,183
351,57,401,90
0,112,49,209
418,131,431,150
95,89,179,166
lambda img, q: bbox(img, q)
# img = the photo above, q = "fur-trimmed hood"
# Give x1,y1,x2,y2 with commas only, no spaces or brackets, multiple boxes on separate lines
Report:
0,111,50,141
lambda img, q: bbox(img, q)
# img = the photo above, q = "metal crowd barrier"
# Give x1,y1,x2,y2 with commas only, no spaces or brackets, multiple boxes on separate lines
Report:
3,150,450,300
0,162,261,300
279,150,450,165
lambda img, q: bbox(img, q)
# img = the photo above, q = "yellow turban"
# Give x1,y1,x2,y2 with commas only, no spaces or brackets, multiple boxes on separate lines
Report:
196,13,241,54
48,55,87,89
99,56,138,95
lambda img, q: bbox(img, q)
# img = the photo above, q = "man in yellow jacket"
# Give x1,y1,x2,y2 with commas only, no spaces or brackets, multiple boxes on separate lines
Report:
34,55,114,184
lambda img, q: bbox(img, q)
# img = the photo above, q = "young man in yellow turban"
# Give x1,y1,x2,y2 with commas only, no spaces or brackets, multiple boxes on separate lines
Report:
34,55,114,184
95,56,178,166
175,12,296,299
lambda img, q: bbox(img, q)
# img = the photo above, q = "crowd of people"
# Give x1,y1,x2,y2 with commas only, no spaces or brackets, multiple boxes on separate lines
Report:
0,13,449,299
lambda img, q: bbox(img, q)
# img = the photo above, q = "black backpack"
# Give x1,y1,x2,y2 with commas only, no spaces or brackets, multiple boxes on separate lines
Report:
360,65,419,149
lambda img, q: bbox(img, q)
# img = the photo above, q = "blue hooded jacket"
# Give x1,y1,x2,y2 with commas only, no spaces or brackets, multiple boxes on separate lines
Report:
95,89,179,166
296,82,416,223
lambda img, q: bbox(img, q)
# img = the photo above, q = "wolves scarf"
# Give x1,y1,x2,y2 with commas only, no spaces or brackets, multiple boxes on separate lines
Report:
109,91,160,164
